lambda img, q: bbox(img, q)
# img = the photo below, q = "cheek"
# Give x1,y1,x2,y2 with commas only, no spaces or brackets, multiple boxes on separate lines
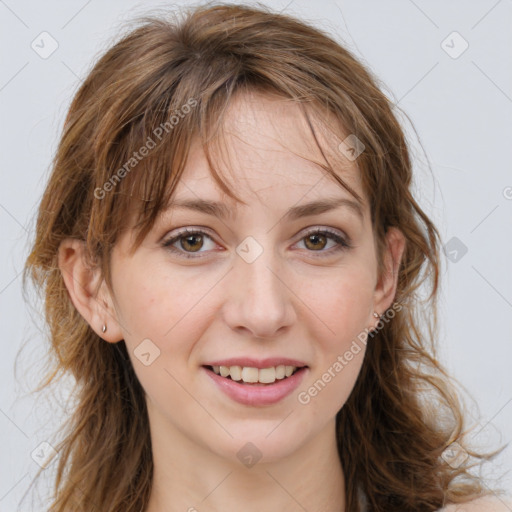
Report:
112,259,218,350
110,262,205,397
113,274,164,341
294,261,373,412
300,261,375,341
297,271,371,416
308,355,365,420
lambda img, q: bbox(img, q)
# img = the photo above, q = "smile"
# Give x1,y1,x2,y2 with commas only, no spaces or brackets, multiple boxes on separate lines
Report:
202,365,308,406
209,364,301,384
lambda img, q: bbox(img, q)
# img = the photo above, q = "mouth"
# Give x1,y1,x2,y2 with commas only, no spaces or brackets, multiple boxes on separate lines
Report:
202,364,307,385
201,363,309,406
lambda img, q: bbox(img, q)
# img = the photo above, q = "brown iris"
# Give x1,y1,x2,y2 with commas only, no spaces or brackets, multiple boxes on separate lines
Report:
304,233,327,251
180,234,204,252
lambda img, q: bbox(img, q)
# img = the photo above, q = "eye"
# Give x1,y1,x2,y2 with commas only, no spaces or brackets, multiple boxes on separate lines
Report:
294,228,352,256
162,228,218,259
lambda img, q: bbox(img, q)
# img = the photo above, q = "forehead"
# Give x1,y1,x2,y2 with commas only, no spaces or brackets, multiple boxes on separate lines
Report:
174,91,365,209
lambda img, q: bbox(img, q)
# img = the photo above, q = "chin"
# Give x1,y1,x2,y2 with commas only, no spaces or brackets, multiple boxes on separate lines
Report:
205,421,313,466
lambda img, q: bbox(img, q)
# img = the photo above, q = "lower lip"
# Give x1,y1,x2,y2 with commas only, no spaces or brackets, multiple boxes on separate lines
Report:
202,366,308,406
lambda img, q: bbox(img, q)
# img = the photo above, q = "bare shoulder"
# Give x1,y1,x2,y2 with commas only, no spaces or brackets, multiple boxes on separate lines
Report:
441,496,512,511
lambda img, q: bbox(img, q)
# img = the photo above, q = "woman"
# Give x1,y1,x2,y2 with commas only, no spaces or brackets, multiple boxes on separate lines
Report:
23,3,509,511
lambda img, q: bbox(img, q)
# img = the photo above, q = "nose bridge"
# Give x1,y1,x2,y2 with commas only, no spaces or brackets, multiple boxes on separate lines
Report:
238,234,284,306
226,234,294,337
244,247,281,300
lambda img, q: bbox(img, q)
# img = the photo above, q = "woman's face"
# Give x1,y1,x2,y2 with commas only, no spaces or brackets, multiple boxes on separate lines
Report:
105,91,403,465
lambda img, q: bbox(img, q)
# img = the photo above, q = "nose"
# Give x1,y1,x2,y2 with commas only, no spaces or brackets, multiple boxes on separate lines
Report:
222,247,296,339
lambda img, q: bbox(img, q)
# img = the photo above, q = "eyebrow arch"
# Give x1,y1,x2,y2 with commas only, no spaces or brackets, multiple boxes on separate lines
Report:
283,197,364,222
166,196,364,222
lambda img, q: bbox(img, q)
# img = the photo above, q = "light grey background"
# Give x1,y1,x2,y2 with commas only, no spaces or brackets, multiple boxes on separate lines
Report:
1,0,511,509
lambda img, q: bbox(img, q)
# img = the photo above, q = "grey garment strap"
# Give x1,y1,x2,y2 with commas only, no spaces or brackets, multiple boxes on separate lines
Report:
357,484,369,511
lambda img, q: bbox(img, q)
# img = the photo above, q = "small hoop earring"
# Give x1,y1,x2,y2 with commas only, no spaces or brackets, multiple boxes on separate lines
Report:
102,324,107,333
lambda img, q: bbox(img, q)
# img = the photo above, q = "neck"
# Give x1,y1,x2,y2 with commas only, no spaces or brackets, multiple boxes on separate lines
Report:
145,414,346,512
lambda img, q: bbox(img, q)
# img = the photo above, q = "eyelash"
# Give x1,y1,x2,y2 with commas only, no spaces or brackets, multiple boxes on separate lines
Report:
161,227,352,260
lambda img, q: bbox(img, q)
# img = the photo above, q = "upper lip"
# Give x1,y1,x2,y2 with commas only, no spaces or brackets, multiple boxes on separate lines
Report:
203,357,308,369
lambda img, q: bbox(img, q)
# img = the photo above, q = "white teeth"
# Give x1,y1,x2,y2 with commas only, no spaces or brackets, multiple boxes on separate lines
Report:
258,367,276,383
229,365,242,381
210,364,300,384
241,367,259,383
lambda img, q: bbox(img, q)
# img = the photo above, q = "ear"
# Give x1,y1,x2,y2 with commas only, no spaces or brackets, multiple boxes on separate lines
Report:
372,227,406,321
58,238,124,343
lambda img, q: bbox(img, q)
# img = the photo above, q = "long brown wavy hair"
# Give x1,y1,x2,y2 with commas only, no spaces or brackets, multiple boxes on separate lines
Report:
21,2,501,511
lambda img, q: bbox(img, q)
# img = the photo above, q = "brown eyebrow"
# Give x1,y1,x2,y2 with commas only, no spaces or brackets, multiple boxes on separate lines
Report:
166,196,364,222
282,197,364,222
